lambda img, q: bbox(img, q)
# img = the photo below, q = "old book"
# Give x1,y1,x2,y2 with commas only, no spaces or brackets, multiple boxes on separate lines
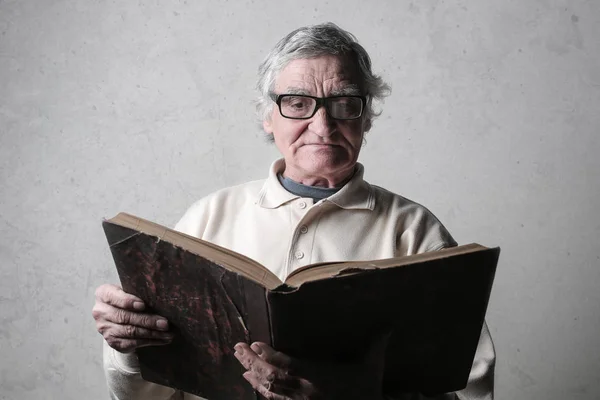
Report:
102,212,500,399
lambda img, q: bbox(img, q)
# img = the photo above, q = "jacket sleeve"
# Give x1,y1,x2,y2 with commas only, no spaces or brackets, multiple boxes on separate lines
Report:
384,321,495,400
455,321,495,400
103,341,179,400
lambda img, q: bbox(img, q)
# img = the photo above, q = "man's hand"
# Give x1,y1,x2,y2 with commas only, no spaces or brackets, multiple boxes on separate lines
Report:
92,284,173,353
234,332,390,400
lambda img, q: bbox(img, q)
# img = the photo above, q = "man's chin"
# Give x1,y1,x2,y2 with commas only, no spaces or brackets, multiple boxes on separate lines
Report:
301,160,355,177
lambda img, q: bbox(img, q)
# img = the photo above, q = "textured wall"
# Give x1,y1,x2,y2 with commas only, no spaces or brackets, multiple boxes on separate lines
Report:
1,1,599,399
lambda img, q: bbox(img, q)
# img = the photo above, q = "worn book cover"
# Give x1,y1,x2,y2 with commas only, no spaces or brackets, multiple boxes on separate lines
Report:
103,213,500,399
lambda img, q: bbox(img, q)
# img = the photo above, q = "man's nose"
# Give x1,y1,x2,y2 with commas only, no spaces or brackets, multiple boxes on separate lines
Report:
308,106,335,137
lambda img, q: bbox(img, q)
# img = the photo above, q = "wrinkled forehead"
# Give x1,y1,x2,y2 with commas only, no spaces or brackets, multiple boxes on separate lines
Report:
273,54,364,96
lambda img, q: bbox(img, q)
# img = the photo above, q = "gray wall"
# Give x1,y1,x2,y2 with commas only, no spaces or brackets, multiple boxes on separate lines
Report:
1,1,599,399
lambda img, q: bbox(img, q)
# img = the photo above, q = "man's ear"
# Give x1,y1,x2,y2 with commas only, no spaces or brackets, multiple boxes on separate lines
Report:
362,117,372,133
263,118,274,134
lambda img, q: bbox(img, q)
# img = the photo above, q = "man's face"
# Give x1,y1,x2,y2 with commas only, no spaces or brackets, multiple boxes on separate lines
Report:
263,55,367,187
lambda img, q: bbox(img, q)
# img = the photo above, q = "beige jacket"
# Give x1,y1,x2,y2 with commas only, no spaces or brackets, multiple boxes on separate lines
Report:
104,159,495,400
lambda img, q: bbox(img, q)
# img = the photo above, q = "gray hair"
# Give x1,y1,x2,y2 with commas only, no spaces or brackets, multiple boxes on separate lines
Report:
256,22,391,132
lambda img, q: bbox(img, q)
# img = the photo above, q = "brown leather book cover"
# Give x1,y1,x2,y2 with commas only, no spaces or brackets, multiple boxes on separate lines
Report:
103,215,499,398
266,248,498,396
103,221,269,400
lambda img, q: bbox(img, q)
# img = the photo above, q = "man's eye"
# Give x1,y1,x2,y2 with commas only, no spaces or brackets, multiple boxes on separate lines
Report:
290,101,307,109
285,97,311,108
337,99,360,110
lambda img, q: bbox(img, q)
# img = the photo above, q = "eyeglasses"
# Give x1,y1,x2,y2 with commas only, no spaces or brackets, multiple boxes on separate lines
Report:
270,93,366,120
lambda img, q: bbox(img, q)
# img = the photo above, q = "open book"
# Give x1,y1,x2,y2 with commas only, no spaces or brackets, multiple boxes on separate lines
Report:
103,212,500,399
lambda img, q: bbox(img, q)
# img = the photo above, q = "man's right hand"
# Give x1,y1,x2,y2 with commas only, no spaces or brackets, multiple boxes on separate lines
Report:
92,284,173,353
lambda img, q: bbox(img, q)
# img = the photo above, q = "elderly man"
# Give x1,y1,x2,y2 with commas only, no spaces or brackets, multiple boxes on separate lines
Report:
93,23,495,399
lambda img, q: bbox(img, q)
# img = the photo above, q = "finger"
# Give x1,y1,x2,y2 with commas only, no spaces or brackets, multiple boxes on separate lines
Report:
263,373,311,398
105,336,172,353
111,324,175,341
235,343,303,396
242,371,288,400
234,343,281,383
234,343,264,371
251,342,292,369
94,301,170,331
95,284,145,311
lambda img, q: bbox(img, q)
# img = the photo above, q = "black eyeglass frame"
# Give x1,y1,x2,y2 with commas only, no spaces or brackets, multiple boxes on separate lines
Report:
269,93,367,120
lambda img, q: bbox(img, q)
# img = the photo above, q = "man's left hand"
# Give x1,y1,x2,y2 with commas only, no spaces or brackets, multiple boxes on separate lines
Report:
233,333,390,400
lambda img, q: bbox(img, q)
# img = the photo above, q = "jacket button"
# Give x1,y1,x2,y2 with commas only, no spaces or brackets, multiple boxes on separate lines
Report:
299,225,308,234
295,251,304,260
298,201,307,209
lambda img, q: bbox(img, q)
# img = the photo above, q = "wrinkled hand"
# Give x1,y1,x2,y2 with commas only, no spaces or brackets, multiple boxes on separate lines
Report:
92,284,173,353
234,333,390,400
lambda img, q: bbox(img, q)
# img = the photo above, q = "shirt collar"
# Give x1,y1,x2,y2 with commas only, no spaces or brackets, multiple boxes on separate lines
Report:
256,159,375,210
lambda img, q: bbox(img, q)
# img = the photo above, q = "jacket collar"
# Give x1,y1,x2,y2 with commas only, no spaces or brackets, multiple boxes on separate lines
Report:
256,159,375,210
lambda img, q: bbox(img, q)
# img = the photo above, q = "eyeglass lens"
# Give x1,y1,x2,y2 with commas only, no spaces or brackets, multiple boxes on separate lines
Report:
279,95,363,119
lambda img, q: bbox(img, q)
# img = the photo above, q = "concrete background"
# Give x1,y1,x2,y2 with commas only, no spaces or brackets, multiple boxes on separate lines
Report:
1,1,599,399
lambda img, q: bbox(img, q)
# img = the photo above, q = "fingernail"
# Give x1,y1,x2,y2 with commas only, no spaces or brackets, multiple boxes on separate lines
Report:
133,301,145,310
156,319,168,329
250,343,262,355
234,344,244,355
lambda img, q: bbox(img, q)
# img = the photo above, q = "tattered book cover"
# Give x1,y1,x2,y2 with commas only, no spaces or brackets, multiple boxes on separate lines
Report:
103,221,270,400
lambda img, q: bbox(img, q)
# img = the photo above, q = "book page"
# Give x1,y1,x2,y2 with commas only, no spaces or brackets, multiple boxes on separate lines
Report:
283,243,487,288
